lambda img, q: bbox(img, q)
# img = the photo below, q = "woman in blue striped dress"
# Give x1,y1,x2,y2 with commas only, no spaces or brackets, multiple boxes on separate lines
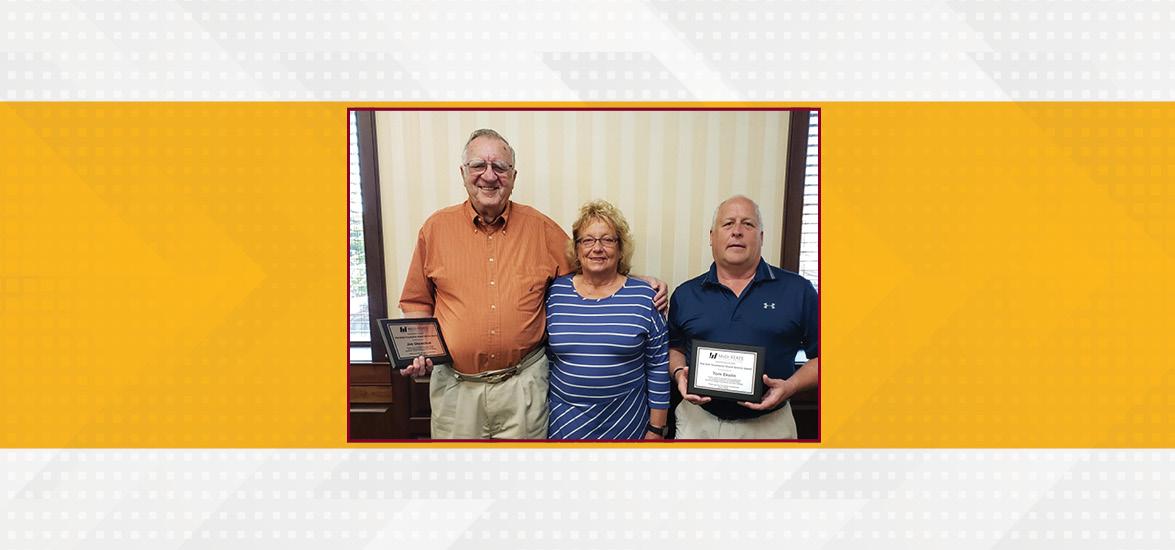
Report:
545,200,670,440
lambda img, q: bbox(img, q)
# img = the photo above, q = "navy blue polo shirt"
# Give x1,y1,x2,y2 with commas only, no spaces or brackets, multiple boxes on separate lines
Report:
668,258,819,420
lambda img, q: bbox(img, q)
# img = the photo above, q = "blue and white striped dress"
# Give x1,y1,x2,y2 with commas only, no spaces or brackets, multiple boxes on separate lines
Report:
545,275,670,440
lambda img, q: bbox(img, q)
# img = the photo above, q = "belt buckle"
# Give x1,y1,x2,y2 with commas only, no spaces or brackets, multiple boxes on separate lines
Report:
487,367,518,384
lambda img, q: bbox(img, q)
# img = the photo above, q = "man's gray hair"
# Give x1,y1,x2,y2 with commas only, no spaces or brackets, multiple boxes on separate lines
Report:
711,195,764,232
462,128,516,163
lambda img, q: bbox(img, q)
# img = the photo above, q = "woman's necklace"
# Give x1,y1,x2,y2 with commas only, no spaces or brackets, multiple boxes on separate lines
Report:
576,274,622,301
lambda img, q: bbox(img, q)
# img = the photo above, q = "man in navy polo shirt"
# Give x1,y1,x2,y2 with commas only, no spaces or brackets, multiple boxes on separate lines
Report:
667,195,819,439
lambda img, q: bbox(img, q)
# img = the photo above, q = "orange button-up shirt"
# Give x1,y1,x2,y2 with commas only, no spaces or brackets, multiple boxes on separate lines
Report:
399,201,572,374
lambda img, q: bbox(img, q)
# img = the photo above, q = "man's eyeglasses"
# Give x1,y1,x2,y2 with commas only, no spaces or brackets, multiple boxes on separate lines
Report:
464,159,513,176
577,236,619,249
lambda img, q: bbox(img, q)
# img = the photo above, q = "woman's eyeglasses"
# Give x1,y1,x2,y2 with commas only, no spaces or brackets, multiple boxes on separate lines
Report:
577,236,619,249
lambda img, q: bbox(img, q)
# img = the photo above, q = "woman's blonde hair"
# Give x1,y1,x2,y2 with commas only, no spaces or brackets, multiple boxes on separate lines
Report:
566,199,635,275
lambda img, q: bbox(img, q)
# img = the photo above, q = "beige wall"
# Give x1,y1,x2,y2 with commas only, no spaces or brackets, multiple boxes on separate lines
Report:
375,110,791,312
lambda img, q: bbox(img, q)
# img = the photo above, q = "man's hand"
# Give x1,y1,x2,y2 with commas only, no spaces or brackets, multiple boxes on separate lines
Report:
739,374,794,411
644,430,665,440
635,275,669,313
673,367,711,405
400,355,434,378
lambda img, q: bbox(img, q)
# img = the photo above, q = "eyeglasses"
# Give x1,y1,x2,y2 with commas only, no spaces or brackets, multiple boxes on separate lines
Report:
576,236,619,249
463,159,514,176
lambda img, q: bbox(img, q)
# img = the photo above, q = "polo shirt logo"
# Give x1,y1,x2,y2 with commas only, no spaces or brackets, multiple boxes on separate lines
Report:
763,302,776,309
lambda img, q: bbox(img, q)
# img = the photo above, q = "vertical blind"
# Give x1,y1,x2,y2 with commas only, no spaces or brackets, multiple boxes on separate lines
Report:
799,110,819,292
348,112,370,345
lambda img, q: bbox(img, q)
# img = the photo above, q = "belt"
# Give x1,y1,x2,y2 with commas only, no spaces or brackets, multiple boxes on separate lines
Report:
452,346,545,384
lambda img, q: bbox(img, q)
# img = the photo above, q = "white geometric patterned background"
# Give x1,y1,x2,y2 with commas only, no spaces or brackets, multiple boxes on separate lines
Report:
3,1,1174,100
4,450,1175,548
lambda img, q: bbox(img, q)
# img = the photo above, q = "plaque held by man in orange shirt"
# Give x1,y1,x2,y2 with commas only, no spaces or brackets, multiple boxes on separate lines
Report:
376,317,453,369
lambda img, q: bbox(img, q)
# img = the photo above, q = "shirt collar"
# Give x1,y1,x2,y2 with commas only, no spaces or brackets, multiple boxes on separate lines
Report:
702,257,774,286
464,200,512,231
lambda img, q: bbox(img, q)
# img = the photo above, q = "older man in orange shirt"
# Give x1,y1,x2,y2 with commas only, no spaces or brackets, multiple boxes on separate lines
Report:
400,129,666,439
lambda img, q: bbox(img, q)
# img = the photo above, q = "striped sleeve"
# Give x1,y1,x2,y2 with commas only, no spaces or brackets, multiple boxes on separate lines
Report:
644,295,671,409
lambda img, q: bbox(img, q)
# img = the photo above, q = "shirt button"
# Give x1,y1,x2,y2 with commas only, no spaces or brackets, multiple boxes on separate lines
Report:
490,304,496,310
490,354,496,359
489,257,494,262
490,281,495,286
490,330,496,335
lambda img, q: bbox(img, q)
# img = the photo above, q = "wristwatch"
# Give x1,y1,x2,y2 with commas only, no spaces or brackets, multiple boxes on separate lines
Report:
646,422,667,437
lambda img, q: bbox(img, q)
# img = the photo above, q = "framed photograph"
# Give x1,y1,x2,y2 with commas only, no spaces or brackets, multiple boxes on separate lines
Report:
687,340,766,403
375,318,453,369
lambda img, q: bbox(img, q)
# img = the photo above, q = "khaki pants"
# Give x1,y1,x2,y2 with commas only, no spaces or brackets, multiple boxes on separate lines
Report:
429,349,549,439
674,400,797,439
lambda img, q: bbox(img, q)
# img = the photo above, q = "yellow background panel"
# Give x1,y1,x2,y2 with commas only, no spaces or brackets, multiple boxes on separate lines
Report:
1,103,1172,447
0,104,343,446
823,104,1175,446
